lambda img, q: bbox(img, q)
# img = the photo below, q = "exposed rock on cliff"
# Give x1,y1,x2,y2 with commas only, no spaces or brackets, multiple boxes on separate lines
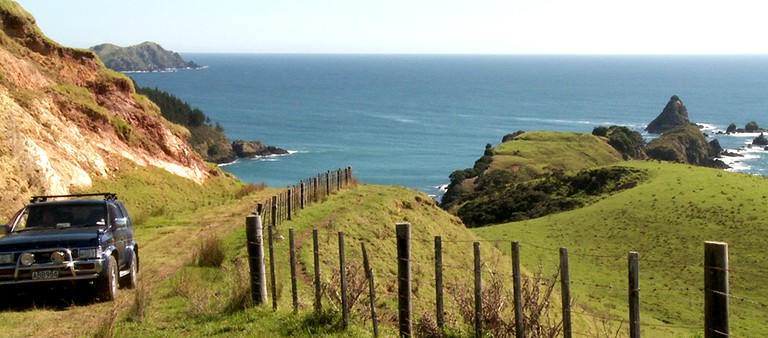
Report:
232,140,289,158
0,1,210,218
646,95,692,134
90,41,201,72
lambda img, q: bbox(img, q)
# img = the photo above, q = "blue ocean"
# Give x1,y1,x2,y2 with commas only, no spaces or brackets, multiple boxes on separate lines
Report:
129,54,768,197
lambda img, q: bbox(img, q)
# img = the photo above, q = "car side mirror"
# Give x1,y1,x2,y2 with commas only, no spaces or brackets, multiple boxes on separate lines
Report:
114,217,127,229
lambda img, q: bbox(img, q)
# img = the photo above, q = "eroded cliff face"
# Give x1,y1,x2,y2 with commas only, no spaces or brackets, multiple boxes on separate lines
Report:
0,1,210,218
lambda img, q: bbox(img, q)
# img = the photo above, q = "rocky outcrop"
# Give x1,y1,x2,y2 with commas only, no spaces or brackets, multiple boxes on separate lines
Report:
232,141,289,158
752,133,768,146
719,121,767,134
90,42,201,72
708,139,724,156
647,125,725,167
0,2,210,218
646,95,692,134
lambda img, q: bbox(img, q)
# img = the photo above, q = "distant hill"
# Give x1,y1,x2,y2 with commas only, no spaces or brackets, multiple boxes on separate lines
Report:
440,131,625,212
90,41,201,72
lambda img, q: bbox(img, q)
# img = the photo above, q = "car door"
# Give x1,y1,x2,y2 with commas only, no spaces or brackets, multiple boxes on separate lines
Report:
108,203,129,269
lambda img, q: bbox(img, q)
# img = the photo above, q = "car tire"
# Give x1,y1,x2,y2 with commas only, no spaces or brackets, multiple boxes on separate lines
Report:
119,251,138,289
95,255,118,301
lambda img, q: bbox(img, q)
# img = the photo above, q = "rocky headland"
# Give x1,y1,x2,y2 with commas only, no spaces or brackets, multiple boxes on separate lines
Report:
90,41,201,72
645,95,694,134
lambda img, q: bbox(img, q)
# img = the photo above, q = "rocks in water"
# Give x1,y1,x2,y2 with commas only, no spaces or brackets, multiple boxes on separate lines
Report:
646,95,692,134
231,140,289,158
752,133,768,146
719,121,766,134
708,139,724,157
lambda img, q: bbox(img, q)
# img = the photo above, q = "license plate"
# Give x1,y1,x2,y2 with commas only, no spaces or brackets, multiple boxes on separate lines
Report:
32,270,59,280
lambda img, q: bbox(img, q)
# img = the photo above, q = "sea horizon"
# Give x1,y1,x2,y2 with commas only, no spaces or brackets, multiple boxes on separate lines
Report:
129,54,768,197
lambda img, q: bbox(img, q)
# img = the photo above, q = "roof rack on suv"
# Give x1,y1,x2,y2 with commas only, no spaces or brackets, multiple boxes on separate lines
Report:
30,193,118,203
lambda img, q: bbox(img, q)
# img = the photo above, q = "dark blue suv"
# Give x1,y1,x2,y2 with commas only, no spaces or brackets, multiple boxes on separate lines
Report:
0,193,138,301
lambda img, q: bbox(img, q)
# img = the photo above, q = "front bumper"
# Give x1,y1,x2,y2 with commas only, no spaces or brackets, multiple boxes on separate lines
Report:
0,248,104,285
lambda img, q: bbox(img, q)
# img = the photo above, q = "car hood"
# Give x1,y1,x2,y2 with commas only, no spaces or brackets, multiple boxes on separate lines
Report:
0,227,102,251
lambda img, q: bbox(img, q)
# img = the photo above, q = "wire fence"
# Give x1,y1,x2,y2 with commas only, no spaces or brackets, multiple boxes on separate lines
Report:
242,173,764,337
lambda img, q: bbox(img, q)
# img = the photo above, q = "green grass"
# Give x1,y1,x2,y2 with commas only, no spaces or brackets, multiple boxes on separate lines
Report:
492,131,624,181
82,163,245,226
110,183,528,337
473,160,768,337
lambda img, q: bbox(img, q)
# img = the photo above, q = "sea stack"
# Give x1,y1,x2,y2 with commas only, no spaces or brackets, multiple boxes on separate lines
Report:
646,95,692,134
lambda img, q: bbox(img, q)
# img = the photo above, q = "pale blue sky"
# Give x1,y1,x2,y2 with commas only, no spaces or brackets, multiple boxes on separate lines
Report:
14,0,768,54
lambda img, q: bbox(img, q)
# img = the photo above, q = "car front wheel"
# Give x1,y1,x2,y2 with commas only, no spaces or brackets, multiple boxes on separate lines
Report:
95,255,118,301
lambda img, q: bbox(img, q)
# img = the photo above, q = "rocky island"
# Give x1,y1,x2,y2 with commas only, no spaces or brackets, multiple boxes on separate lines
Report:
90,41,202,72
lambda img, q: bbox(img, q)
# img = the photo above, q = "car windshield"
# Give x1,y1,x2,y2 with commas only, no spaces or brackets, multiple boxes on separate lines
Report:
15,204,106,231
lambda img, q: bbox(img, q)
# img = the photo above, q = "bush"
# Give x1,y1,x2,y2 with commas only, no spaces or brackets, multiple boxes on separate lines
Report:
235,182,266,199
592,126,609,137
457,167,647,227
502,130,525,143
194,235,225,268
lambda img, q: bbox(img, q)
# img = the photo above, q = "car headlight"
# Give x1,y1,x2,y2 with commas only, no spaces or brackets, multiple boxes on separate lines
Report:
20,252,34,266
78,248,100,259
50,251,66,264
0,253,13,265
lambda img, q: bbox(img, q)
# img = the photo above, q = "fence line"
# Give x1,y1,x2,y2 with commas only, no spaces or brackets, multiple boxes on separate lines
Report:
245,207,755,336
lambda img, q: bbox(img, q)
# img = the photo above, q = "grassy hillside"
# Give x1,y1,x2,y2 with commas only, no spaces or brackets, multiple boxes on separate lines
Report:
115,184,524,337
443,131,625,212
474,161,768,337
491,131,624,179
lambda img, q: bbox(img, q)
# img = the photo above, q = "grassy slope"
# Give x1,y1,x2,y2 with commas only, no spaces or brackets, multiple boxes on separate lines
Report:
474,160,768,337
492,131,624,180
117,184,522,337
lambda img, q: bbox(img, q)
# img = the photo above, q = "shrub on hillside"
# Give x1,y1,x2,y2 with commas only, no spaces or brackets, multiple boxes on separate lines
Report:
502,130,526,143
593,125,646,160
457,167,646,227
194,235,225,268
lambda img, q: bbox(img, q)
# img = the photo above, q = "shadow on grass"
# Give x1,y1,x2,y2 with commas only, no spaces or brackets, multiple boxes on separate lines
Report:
0,285,104,311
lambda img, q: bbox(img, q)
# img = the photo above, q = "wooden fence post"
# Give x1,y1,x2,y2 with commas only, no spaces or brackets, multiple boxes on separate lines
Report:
271,196,277,229
326,171,331,196
435,236,445,331
512,241,524,338
396,222,412,337
300,182,306,209
313,229,322,312
339,232,349,330
245,207,267,305
560,247,572,338
313,177,318,202
704,241,729,338
290,228,298,314
268,225,277,311
287,189,293,221
362,242,379,337
337,169,342,191
474,242,483,338
628,251,640,338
